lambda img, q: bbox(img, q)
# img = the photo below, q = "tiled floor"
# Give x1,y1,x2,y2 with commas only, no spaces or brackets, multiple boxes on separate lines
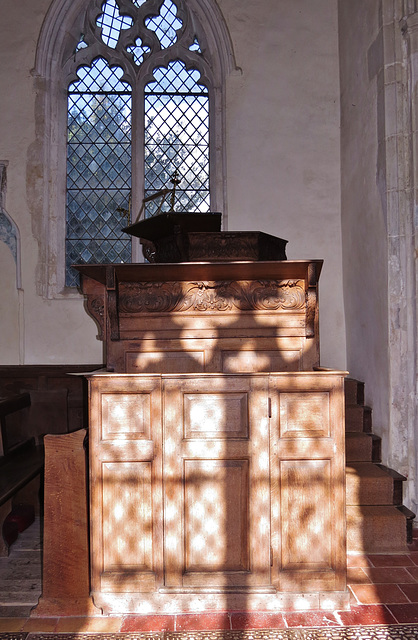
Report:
0,523,417,632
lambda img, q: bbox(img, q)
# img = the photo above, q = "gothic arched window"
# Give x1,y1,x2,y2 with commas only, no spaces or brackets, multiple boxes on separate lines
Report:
33,0,235,295
65,0,213,286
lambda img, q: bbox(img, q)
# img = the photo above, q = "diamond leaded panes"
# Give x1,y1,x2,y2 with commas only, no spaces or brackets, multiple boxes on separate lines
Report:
66,59,132,287
145,61,209,216
66,0,211,286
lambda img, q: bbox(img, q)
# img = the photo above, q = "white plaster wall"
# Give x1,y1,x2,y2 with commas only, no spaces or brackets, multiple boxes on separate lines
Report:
0,0,103,364
0,0,345,367
338,1,391,443
222,0,346,369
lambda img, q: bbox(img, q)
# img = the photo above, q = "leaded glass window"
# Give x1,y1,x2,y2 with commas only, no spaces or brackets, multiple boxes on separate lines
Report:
144,62,209,215
65,0,213,286
66,60,132,287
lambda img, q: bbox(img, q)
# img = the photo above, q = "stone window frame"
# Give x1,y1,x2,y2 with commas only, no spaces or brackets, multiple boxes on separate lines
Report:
32,0,236,299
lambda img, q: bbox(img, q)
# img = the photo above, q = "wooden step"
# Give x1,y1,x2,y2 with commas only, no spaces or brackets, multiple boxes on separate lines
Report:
346,505,409,554
345,432,381,462
345,404,372,432
397,504,416,544
346,463,396,505
344,378,364,406
376,464,407,505
344,377,414,554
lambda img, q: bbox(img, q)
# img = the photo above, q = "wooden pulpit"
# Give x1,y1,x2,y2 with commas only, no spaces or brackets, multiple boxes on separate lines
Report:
74,239,348,613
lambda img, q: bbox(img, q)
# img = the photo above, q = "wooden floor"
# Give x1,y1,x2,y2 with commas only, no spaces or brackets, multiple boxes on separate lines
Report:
0,522,417,632
0,517,41,619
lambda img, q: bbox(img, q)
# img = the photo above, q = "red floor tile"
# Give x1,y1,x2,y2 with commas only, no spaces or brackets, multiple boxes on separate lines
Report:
120,615,176,632
364,567,417,583
349,583,409,605
347,567,371,584
406,566,418,580
283,611,340,628
408,551,418,565
347,555,372,568
367,554,415,567
175,613,231,631
407,534,418,551
386,603,418,623
399,583,418,602
230,613,286,630
336,604,397,626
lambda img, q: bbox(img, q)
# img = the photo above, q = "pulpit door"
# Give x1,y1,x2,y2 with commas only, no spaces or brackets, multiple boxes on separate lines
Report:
162,375,271,589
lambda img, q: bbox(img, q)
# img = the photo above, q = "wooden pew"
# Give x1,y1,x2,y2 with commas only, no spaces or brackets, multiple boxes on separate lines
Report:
0,393,44,556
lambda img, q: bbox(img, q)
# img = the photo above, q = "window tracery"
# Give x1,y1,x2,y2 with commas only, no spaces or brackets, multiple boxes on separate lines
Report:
33,0,236,297
65,0,212,286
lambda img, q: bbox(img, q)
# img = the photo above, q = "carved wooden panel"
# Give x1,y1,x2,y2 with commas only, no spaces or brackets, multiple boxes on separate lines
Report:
118,279,306,314
76,261,322,373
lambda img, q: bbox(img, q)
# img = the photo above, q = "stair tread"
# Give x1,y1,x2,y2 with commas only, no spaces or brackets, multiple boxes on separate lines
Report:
346,505,409,553
347,504,406,517
346,462,393,478
346,432,374,439
344,377,411,552
346,464,396,505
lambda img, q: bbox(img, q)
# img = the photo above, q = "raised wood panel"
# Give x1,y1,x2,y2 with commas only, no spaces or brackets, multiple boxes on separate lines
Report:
102,461,153,573
222,350,301,373
183,392,248,438
280,459,332,570
119,312,307,340
126,351,205,373
279,391,330,438
184,459,249,574
101,393,151,440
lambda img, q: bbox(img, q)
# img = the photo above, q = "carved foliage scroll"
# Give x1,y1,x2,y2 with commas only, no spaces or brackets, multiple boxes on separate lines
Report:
119,280,306,314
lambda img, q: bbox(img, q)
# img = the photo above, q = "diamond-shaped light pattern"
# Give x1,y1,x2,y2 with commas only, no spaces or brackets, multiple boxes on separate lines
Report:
96,0,133,49
66,59,132,287
144,61,209,216
127,37,151,65
145,0,182,49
